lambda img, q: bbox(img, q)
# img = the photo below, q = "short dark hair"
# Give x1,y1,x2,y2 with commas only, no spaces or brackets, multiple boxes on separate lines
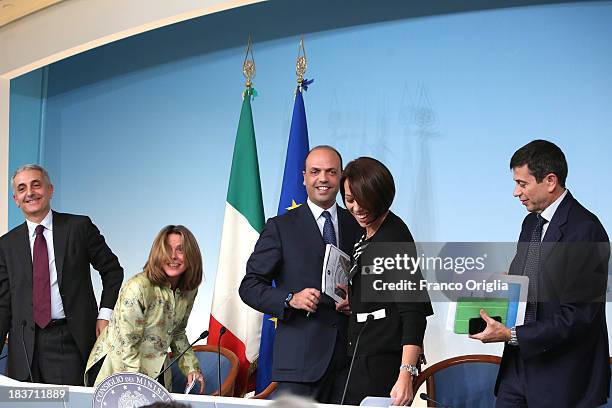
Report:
340,157,395,220
510,140,568,187
303,145,343,171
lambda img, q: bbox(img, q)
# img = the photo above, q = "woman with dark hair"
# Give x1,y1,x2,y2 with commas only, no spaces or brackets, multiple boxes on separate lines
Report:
341,157,433,406
85,225,205,392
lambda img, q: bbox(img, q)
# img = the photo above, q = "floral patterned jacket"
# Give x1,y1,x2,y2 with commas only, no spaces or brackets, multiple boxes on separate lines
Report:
85,272,200,387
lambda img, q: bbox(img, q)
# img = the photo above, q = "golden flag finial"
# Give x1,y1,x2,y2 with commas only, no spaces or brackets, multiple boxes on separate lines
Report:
296,35,307,85
243,35,256,88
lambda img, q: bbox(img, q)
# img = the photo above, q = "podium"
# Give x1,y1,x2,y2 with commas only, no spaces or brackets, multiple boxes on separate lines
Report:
0,375,358,407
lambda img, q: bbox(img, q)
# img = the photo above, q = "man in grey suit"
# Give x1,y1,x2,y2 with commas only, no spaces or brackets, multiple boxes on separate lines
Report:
0,164,124,385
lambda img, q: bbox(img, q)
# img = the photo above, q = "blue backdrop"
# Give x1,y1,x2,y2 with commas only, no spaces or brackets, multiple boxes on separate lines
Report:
7,0,612,361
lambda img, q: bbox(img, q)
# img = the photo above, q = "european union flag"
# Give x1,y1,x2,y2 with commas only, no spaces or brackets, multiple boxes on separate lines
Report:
255,86,310,393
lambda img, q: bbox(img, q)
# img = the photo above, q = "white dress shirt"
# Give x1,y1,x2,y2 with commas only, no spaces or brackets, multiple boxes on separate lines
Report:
539,189,568,241
307,199,340,245
510,188,569,344
26,210,112,321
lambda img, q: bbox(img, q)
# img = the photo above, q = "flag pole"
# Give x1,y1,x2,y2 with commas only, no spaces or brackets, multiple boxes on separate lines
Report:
255,35,313,394
208,35,265,396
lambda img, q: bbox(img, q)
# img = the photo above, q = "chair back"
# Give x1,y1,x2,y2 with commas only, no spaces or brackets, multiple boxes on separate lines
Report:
250,381,278,399
0,346,7,376
414,354,501,408
170,345,239,396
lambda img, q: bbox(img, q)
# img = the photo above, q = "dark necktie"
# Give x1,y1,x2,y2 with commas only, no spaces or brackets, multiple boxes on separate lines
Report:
33,225,51,328
523,214,548,323
321,211,337,246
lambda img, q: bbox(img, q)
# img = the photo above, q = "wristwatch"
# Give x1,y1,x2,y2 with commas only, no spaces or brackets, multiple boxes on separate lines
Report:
284,292,294,309
508,326,519,346
399,363,419,377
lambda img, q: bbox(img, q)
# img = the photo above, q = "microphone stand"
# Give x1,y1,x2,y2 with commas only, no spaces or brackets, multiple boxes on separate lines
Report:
340,314,373,405
156,330,209,384
21,321,34,382
217,327,227,396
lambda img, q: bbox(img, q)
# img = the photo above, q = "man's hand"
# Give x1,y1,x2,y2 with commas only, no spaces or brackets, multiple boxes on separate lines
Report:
335,284,350,315
96,319,109,337
289,288,321,313
187,371,205,394
469,309,511,343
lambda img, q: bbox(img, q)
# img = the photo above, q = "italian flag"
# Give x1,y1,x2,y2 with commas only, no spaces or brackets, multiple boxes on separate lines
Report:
208,90,264,395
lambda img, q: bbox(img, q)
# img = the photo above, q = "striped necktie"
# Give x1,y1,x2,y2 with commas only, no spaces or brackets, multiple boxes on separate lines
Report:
523,214,548,323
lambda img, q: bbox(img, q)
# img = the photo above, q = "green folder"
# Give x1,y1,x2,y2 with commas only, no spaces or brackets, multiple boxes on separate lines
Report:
454,297,509,334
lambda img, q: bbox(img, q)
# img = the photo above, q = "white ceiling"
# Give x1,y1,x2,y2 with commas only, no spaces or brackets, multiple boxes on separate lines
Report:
0,0,62,28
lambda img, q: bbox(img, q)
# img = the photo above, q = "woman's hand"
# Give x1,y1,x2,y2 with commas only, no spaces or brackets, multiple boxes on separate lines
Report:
334,284,350,315
389,371,414,406
187,371,205,394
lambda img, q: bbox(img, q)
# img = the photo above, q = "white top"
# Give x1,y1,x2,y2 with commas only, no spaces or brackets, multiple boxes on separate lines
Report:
26,210,112,321
540,189,568,241
306,199,340,246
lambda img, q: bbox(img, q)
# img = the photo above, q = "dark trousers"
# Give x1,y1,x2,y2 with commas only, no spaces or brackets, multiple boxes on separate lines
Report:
343,351,402,406
275,332,349,404
31,320,85,386
496,347,528,408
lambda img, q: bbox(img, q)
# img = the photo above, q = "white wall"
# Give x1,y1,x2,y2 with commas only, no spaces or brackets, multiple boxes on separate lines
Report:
0,0,264,235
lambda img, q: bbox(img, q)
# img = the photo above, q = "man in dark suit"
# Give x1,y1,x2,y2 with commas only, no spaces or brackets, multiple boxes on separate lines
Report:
0,164,124,385
470,140,610,407
239,146,362,403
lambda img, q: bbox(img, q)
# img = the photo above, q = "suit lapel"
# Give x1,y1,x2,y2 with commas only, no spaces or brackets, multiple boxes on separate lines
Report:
52,211,68,287
15,223,33,286
541,192,572,262
337,206,354,254
297,204,326,260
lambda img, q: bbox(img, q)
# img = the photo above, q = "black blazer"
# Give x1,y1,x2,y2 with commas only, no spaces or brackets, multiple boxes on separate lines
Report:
496,192,610,408
0,211,124,381
348,211,433,356
239,204,362,382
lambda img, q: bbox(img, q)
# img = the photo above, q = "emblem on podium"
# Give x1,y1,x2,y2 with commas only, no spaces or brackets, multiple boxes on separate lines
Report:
92,372,173,408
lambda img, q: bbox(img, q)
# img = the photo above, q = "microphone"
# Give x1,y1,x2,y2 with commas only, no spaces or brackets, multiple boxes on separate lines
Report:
217,326,227,396
20,320,34,382
420,393,450,407
156,330,209,382
340,314,374,405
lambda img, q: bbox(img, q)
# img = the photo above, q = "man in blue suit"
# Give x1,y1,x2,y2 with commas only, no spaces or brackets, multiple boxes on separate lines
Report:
471,140,610,407
239,146,361,403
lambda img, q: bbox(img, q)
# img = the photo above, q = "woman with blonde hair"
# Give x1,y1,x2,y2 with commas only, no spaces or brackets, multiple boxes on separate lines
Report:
85,225,204,392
